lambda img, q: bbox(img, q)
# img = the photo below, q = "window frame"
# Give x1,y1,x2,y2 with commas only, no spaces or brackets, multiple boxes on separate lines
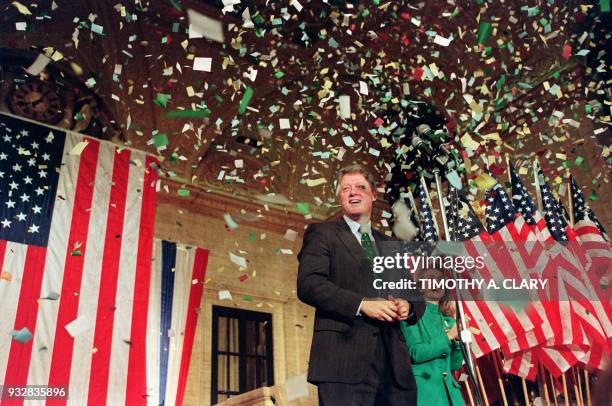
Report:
211,306,274,404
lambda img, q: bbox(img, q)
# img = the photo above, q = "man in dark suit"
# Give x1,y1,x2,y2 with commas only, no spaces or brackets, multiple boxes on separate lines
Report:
297,164,425,405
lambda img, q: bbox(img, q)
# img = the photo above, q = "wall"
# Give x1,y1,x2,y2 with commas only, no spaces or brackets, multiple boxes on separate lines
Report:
155,193,318,406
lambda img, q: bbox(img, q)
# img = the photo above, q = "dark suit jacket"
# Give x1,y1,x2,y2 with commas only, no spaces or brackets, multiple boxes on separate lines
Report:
297,218,425,387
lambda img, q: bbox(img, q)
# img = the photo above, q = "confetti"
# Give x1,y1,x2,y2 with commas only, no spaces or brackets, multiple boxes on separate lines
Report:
26,54,52,75
69,141,89,156
187,9,225,43
65,316,90,338
193,57,212,72
10,327,33,343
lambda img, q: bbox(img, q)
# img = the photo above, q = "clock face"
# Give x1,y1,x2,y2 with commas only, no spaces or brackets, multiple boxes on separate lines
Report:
7,80,64,124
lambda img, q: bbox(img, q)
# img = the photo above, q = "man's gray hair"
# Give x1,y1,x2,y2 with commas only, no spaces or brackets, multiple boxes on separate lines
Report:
335,164,378,196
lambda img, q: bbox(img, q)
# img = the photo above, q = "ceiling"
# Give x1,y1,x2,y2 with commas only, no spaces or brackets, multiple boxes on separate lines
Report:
0,0,609,222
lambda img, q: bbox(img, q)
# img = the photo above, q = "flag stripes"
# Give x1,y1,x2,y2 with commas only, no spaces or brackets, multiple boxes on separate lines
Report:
146,240,209,406
0,113,159,405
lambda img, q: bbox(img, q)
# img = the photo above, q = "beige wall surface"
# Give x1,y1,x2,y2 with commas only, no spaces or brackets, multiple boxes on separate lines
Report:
155,199,318,406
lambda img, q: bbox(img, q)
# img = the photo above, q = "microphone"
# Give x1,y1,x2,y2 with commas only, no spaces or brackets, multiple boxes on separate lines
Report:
411,126,452,168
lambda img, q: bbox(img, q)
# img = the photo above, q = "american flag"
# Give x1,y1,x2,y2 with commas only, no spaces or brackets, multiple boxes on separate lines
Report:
0,113,158,405
537,168,573,243
568,175,612,364
533,166,608,375
147,240,209,406
570,175,608,241
417,179,439,242
508,162,552,242
444,189,539,358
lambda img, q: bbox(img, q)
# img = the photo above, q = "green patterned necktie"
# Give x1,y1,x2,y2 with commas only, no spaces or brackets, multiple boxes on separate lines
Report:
360,231,377,264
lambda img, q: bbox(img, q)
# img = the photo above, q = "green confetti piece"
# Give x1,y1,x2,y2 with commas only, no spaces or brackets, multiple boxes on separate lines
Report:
589,190,597,201
585,104,592,113
164,109,211,119
247,232,257,241
154,93,171,108
91,23,104,35
177,188,190,197
477,21,492,44
10,327,33,343
602,0,610,13
152,133,169,148
296,202,310,214
71,249,83,256
170,0,183,12
243,295,253,302
496,74,506,91
274,71,285,79
239,87,254,115
574,156,584,166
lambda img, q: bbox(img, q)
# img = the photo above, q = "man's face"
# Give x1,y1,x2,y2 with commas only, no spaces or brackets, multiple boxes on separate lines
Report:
339,172,376,221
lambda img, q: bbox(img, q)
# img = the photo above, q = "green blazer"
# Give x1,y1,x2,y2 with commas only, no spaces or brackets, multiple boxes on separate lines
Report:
400,303,464,406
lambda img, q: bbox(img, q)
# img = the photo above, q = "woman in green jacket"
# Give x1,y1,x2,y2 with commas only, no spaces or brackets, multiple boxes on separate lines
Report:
400,267,464,406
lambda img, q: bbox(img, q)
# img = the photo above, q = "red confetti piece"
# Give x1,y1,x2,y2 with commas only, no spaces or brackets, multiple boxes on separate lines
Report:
562,44,571,60
413,67,424,80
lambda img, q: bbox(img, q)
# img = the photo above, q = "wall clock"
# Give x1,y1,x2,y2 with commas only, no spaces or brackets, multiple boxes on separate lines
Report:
7,80,64,124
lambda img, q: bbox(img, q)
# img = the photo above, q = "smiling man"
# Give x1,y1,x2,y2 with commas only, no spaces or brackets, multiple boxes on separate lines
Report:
297,164,425,405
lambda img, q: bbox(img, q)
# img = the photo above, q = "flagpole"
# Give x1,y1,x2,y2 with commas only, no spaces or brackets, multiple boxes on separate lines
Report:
522,377,531,406
492,351,509,406
562,373,570,406
432,171,450,239
431,168,483,406
504,154,512,184
464,378,476,406
550,373,559,406
539,363,551,406
533,159,544,212
566,170,575,226
576,368,584,406
584,370,591,406
475,363,490,406
572,367,583,406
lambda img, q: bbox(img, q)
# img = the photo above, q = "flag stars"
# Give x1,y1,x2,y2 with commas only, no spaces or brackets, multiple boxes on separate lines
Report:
1,219,10,228
34,187,44,196
29,224,40,233
24,176,33,185
31,141,39,149
20,193,30,203
3,134,11,142
32,205,42,214
42,153,50,161
0,152,6,160
5,200,15,209
38,169,47,178
15,212,27,222
9,181,18,190
12,163,22,172
27,158,36,167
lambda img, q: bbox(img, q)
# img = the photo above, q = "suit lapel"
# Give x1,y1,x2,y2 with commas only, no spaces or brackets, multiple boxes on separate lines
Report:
335,219,367,265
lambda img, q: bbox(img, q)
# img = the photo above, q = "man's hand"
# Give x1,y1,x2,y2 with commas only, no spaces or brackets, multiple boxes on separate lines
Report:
389,296,410,320
360,299,399,321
